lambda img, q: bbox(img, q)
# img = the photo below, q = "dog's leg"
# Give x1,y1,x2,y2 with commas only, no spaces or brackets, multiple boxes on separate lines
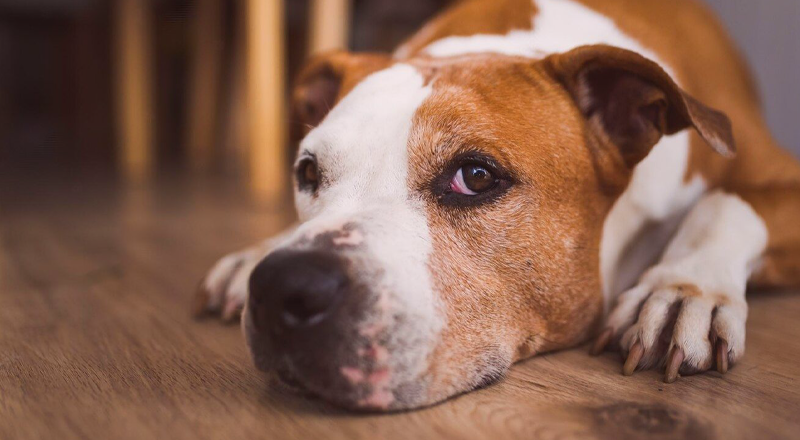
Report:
737,186,800,289
194,225,297,322
595,190,770,381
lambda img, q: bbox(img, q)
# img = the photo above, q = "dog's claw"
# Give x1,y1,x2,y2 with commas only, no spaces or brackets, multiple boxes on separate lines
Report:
664,346,685,383
590,327,613,355
622,341,643,376
716,339,729,374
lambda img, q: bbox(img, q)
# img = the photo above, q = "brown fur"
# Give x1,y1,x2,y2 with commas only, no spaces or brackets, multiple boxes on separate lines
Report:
404,57,608,397
396,0,800,295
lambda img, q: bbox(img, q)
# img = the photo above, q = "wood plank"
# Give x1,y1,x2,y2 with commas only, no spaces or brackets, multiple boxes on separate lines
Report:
0,176,798,440
246,0,287,202
309,0,351,54
115,0,154,181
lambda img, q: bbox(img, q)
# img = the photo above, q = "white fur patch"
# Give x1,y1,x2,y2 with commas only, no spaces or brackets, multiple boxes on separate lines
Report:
296,64,430,219
291,64,443,391
600,133,707,304
422,0,669,75
649,191,768,295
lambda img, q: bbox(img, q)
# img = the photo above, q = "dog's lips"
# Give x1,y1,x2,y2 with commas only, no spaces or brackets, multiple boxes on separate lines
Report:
273,359,397,411
275,366,305,392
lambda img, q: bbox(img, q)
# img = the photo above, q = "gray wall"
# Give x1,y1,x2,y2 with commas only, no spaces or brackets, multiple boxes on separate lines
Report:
703,0,800,157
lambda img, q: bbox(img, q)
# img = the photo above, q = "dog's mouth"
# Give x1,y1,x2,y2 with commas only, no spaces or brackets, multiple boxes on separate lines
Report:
274,366,314,397
270,356,401,411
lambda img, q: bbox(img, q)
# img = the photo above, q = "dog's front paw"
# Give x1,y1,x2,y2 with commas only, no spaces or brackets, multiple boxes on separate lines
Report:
193,246,265,322
591,270,747,382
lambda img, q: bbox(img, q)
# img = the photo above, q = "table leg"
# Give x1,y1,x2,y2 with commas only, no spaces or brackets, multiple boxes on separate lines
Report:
115,0,154,181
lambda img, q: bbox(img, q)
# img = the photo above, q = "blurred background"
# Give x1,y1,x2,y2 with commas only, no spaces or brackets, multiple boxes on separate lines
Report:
0,0,797,202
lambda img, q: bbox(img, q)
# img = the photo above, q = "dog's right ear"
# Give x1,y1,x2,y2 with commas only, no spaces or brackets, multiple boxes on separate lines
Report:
544,45,735,169
292,51,392,130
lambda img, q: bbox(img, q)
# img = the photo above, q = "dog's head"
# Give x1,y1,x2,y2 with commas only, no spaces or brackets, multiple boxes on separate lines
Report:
243,46,734,410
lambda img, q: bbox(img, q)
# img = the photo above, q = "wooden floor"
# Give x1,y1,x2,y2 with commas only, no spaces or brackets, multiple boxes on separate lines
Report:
1,175,799,440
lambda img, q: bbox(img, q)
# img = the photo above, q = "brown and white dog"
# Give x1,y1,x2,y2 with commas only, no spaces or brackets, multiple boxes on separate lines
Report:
195,0,800,411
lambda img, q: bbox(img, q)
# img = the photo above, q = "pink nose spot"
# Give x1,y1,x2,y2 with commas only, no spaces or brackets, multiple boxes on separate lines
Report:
359,344,389,363
368,368,391,386
332,230,364,246
340,366,365,384
359,389,394,409
359,323,385,338
375,293,392,313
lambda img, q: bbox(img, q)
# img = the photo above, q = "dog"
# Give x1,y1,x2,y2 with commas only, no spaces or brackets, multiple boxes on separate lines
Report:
194,0,800,411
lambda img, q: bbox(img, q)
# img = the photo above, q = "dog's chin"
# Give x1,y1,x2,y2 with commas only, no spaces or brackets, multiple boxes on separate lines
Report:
269,362,406,412
272,367,361,410
273,367,313,396
244,308,436,412
252,340,509,412
270,360,515,413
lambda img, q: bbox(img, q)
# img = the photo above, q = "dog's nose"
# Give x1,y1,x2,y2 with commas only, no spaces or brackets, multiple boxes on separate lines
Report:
248,250,349,330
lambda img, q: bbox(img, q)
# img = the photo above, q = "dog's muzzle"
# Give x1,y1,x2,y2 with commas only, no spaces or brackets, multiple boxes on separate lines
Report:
242,214,441,411
246,248,394,409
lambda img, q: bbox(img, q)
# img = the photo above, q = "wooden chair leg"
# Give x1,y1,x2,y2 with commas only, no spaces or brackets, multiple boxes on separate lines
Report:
221,18,248,177
186,0,224,172
115,0,153,181
309,0,351,54
246,0,286,201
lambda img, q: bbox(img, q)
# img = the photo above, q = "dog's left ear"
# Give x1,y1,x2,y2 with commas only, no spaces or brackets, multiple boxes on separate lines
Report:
292,51,392,130
545,45,735,168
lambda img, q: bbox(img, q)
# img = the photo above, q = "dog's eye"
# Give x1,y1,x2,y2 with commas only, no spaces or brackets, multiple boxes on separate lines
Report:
434,153,513,207
296,157,319,192
450,164,497,195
